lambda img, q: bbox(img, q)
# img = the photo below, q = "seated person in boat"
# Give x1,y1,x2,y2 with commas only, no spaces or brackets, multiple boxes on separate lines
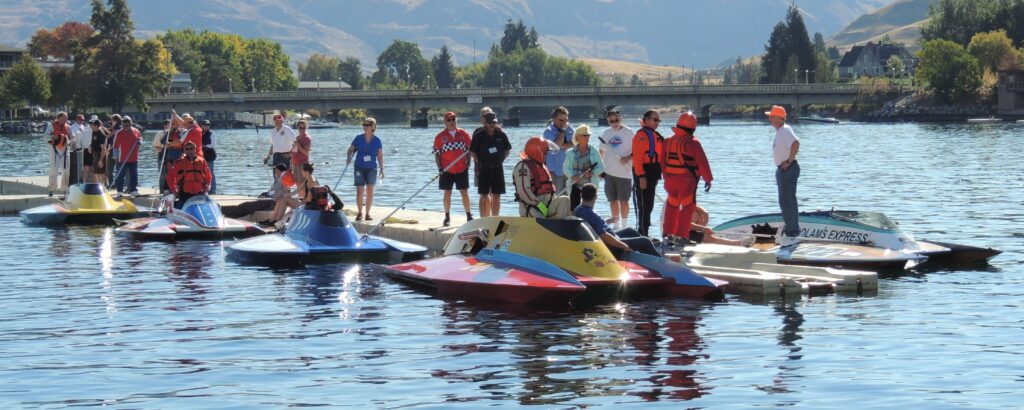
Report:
167,142,212,209
265,164,297,225
689,206,745,246
297,162,343,212
513,137,570,219
573,183,659,257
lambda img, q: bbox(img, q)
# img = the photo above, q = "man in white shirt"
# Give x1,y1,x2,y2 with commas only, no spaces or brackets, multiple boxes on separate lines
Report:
69,114,88,184
766,105,801,243
598,108,634,229
265,113,297,170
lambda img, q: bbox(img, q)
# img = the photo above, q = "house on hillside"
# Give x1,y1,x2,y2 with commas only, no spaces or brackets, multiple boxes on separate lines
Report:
997,69,1024,116
0,44,27,75
838,42,917,79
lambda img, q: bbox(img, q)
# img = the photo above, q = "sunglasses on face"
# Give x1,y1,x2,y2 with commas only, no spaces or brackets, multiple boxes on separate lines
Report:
298,126,307,129
609,119,621,123
445,118,455,122
362,124,373,127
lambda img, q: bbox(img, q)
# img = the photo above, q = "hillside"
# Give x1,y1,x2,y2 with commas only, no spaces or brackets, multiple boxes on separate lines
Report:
828,0,931,50
0,0,890,69
579,58,691,85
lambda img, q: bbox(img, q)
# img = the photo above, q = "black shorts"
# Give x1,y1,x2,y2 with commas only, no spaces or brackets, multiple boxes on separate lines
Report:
476,167,505,195
440,170,469,191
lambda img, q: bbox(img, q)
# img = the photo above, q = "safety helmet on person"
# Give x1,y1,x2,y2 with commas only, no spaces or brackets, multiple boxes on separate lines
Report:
520,136,559,163
674,112,698,134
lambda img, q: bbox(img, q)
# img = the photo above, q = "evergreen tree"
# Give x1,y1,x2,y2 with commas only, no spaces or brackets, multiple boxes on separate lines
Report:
432,45,456,89
760,5,818,83
500,19,539,54
813,32,826,55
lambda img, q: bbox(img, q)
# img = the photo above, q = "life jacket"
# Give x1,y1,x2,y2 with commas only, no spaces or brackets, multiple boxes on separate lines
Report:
175,158,209,194
664,136,699,176
632,127,664,176
309,186,331,210
525,159,555,195
49,121,69,151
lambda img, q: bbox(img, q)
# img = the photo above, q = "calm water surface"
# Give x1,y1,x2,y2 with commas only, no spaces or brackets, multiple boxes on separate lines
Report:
1,120,1022,408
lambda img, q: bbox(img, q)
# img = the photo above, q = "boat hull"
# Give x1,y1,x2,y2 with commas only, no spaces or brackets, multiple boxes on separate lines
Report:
379,250,586,305
19,183,150,226
116,216,271,240
916,240,1002,266
773,242,921,271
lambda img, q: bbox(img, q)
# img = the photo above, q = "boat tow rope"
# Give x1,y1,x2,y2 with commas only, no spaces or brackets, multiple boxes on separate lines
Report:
361,149,471,241
331,161,351,193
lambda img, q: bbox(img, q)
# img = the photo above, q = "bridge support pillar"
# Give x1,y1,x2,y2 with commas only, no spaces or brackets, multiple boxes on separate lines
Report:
698,105,712,125
504,107,521,127
411,107,429,128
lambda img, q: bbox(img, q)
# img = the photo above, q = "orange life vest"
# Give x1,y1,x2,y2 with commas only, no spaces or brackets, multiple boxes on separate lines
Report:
663,136,699,176
525,159,555,195
175,158,209,194
49,121,69,151
632,127,664,176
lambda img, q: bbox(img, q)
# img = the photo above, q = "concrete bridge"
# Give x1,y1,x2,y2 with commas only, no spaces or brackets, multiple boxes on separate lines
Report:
143,84,907,126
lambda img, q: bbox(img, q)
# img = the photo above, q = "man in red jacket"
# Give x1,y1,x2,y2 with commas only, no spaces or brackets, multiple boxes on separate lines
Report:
433,112,473,226
46,111,71,196
111,116,142,197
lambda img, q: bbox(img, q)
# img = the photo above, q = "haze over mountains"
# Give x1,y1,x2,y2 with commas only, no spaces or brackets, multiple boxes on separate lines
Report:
1,0,909,70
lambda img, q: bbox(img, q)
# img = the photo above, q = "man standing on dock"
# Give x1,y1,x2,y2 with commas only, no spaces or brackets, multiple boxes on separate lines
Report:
767,105,801,243
543,107,573,194
470,112,511,217
46,112,71,197
631,109,664,237
434,112,473,226
265,114,296,170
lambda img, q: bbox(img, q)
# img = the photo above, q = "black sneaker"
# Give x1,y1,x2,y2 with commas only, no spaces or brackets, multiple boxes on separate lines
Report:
466,212,473,222
443,213,451,227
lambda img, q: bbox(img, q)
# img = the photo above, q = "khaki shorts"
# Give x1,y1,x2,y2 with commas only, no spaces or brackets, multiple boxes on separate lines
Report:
604,174,632,201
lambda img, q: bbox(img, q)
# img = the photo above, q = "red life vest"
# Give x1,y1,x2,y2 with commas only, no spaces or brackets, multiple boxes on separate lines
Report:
525,159,555,195
174,157,209,194
309,186,331,210
663,136,699,176
49,120,69,151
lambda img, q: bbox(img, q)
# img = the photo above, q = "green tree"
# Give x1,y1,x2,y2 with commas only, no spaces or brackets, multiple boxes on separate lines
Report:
338,57,364,90
922,0,1024,46
79,0,173,112
500,19,539,54
195,31,244,92
630,74,645,86
298,53,341,81
813,32,827,54
157,29,202,84
916,39,983,102
827,46,841,60
761,5,818,83
372,39,430,87
0,54,51,109
243,38,296,91
432,45,456,88
886,55,906,79
816,53,838,83
967,29,1017,71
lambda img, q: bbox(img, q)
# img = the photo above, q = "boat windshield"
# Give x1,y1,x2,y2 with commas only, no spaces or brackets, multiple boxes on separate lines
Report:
833,211,899,230
535,218,600,242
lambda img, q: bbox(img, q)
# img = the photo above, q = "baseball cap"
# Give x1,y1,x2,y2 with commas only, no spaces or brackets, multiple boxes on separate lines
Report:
201,119,211,125
483,112,498,124
444,111,456,120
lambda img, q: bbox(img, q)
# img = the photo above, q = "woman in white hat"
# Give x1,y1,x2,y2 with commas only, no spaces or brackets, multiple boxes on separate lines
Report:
562,124,604,212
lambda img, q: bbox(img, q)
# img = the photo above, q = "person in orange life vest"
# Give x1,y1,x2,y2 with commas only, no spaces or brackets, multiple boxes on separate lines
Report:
265,164,297,226
433,111,473,226
167,142,212,209
631,109,665,236
513,137,571,219
661,111,713,240
112,116,143,196
46,111,72,196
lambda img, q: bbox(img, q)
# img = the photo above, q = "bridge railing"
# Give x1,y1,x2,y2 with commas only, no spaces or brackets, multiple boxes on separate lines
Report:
147,84,909,102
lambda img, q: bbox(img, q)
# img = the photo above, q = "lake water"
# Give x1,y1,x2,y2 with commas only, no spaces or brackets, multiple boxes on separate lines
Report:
1,120,1022,408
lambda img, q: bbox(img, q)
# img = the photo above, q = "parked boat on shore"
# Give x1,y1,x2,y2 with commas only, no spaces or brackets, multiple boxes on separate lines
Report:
967,116,1002,124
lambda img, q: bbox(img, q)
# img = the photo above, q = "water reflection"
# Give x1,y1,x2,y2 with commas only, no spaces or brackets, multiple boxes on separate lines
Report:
433,300,710,404
165,241,214,303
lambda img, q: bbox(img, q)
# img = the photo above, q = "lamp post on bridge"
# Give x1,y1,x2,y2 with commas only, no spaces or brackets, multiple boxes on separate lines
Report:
500,72,504,88
794,68,798,84
805,69,809,84
229,78,232,93
518,73,521,88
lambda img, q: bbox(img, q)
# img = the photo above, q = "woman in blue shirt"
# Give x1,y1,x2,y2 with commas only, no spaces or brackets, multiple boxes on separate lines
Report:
346,117,384,221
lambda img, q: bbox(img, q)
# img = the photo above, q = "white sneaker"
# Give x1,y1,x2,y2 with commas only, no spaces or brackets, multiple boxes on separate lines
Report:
776,235,801,247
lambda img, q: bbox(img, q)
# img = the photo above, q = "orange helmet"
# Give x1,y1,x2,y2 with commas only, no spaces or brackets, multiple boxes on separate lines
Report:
675,111,698,132
520,136,558,163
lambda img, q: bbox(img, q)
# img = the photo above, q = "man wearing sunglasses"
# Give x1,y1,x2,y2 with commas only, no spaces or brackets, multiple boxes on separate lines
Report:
265,113,296,170
167,141,212,210
631,109,665,236
433,112,473,226
599,107,634,230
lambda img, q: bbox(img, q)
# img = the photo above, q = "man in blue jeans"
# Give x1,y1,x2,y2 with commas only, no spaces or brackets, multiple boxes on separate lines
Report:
766,105,801,244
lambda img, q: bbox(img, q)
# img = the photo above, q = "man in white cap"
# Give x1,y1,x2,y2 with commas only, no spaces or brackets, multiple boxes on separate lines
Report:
766,105,801,244
266,113,296,170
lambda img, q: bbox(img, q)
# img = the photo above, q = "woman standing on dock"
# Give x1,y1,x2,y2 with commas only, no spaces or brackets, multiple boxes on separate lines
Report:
347,117,384,221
